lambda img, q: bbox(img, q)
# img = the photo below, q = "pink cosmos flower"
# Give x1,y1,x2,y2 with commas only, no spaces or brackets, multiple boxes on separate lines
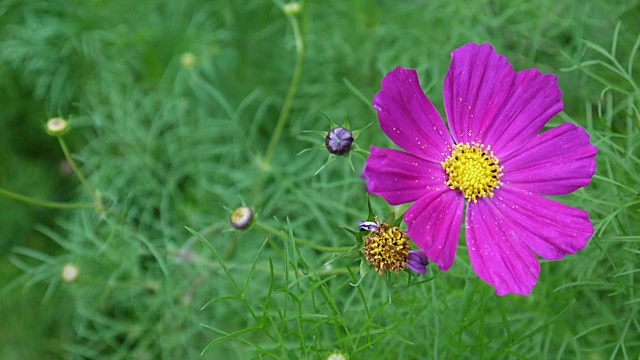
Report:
363,43,597,296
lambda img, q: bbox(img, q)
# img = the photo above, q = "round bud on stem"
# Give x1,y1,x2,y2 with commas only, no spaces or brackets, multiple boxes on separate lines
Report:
180,52,196,69
283,2,301,16
230,206,254,230
46,117,69,137
61,263,80,283
325,127,354,156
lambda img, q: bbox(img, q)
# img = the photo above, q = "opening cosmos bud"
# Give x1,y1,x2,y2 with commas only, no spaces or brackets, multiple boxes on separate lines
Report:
230,206,254,230
325,127,354,156
406,250,429,275
358,221,378,232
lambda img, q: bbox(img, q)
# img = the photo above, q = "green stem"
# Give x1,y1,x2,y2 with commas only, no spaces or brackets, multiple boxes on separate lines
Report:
0,187,95,210
58,137,103,213
254,225,288,261
257,223,352,253
263,9,305,167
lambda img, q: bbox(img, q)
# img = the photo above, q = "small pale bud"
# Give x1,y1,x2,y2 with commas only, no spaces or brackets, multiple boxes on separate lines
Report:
230,206,254,230
46,117,69,137
327,352,348,360
180,52,197,69
61,264,80,283
283,2,301,16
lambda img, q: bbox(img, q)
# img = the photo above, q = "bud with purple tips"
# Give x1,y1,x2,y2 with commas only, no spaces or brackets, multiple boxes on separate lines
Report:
407,250,429,275
230,206,254,230
325,127,354,156
358,220,378,232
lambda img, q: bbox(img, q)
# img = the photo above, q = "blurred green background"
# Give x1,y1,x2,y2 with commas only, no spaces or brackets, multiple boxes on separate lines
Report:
1,0,639,359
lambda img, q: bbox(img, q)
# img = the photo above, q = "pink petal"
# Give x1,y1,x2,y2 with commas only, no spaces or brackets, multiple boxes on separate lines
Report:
364,146,448,205
492,187,593,260
373,67,453,162
466,199,540,296
501,123,598,195
404,189,464,271
466,187,593,296
444,43,563,157
444,43,513,144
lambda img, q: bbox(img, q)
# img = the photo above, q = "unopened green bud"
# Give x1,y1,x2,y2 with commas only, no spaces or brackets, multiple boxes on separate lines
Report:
283,2,301,16
180,52,196,69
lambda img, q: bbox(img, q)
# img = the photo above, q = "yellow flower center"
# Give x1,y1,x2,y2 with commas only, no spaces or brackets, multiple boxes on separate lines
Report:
442,142,504,202
364,223,410,275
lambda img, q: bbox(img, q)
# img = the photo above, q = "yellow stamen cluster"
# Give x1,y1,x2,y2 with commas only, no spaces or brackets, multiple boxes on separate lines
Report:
442,142,504,202
364,222,410,275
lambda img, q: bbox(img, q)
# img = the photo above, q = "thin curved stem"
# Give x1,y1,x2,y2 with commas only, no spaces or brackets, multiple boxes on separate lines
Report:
257,223,352,253
58,137,104,213
263,10,306,167
0,187,95,210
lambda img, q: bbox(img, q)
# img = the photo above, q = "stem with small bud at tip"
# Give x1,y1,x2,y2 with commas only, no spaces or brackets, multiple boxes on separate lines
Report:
263,2,306,167
57,137,104,213
0,188,95,210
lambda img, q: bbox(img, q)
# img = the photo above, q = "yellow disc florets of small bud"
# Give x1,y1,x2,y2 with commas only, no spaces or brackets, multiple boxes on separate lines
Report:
363,222,410,275
46,117,69,137
442,142,504,202
283,2,301,16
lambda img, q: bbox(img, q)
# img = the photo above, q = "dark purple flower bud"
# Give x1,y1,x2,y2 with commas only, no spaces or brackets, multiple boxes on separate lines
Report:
325,127,354,155
407,250,429,275
230,206,254,230
358,220,378,232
